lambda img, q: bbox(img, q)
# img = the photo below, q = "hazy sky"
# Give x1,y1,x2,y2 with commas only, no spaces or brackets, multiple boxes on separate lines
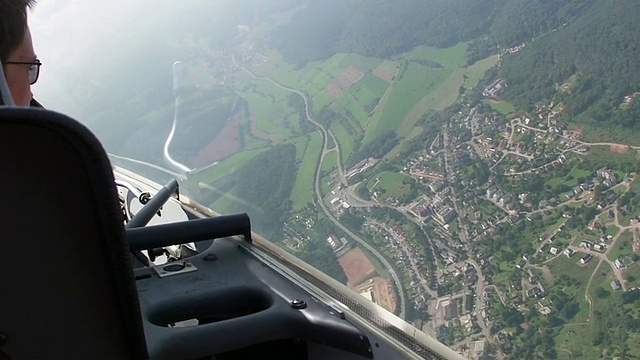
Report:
29,1,150,107
28,0,233,110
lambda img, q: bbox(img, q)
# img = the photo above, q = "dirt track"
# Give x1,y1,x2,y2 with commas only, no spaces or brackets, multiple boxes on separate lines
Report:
339,247,375,287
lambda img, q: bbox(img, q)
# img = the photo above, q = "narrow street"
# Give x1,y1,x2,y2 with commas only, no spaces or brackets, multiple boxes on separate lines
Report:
443,123,493,343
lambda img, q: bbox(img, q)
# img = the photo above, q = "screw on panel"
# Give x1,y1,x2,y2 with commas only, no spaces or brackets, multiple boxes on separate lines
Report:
204,253,218,261
290,299,307,309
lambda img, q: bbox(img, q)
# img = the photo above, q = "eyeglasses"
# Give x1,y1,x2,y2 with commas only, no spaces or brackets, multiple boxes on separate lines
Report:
3,59,42,85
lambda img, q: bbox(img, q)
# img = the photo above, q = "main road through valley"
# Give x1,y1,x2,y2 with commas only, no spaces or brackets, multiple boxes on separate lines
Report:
235,57,407,319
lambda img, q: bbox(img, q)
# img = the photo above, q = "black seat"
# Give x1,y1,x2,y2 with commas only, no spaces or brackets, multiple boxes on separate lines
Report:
0,108,147,359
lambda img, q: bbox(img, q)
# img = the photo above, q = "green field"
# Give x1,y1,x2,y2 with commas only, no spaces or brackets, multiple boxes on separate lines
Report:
608,229,635,262
236,80,301,137
589,266,616,297
250,51,342,100
333,93,370,129
365,62,445,143
630,176,640,193
190,147,267,183
320,151,338,197
483,99,516,115
348,81,380,114
320,174,337,197
612,183,628,194
543,166,590,189
576,121,640,146
606,225,621,237
567,168,592,184
555,264,640,358
347,74,390,127
251,51,386,118
547,255,597,323
463,55,499,90
330,123,356,164
366,171,413,200
291,135,310,162
385,126,423,160
210,190,240,214
185,60,217,88
360,73,391,97
321,150,337,174
582,145,639,163
339,53,383,72
477,198,501,216
555,323,601,359
374,60,398,76
397,67,465,137
244,42,478,151
290,132,323,210
309,91,333,114
405,43,467,65
364,43,467,146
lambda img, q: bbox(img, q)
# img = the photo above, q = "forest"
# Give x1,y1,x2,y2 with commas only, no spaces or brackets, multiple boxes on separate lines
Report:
210,144,297,240
271,0,595,67
295,216,348,284
499,0,640,128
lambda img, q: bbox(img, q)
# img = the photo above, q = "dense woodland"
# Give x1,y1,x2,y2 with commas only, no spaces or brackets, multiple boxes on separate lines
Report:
211,144,297,239
272,0,493,66
295,216,348,284
272,0,594,67
500,0,640,129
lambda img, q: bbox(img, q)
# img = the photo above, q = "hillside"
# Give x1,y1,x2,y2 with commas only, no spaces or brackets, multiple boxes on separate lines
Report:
271,0,594,68
270,0,640,140
271,0,495,67
499,0,640,131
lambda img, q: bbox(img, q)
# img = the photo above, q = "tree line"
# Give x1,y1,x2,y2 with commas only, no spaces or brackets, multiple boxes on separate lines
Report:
210,144,297,240
270,0,595,68
500,0,640,129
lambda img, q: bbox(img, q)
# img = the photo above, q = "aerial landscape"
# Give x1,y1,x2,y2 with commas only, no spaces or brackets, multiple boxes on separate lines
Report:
34,0,640,358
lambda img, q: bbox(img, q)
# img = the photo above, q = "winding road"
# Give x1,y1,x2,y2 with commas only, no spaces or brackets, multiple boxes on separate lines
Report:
235,57,408,319
514,119,640,150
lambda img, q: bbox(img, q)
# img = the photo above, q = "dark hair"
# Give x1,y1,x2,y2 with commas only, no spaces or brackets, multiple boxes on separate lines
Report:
0,0,37,62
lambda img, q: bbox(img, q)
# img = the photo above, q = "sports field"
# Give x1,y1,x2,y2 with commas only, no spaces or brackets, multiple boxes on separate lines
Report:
339,247,376,287
366,171,413,200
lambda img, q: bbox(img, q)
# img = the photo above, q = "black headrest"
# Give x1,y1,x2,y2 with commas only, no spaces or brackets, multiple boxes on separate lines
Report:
0,107,147,359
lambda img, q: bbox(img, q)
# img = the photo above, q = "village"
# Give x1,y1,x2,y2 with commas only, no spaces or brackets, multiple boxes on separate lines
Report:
314,81,640,356
216,26,640,357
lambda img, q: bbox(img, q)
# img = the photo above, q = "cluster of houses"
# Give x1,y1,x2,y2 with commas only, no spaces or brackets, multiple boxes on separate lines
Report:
329,196,352,212
282,212,317,250
325,235,349,255
482,79,507,99
346,157,378,179
436,295,478,335
621,92,640,109
403,154,444,182
365,222,429,310
486,187,516,210
596,167,619,188
408,194,457,226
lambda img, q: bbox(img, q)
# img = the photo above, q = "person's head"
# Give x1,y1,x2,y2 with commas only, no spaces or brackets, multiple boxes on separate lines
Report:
1,0,38,106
